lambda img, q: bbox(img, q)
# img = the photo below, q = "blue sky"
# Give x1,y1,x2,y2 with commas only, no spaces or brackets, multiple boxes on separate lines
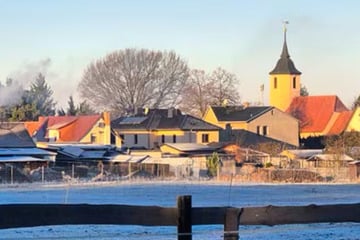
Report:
0,0,359,108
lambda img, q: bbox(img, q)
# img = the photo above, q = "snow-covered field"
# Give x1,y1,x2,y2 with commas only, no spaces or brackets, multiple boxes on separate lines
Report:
1,181,360,239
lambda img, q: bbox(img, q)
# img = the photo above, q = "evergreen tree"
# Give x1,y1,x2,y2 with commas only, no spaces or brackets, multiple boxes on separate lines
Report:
300,84,309,96
29,73,56,117
66,96,77,116
77,100,95,115
351,95,360,110
9,90,37,121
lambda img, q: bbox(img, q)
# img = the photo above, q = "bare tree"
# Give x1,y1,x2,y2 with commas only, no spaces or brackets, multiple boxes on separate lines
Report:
78,49,189,114
179,69,213,117
179,67,241,117
208,67,241,106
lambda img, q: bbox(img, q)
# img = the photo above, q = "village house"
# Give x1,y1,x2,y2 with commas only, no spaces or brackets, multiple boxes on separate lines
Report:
24,112,111,145
111,108,221,150
202,105,299,147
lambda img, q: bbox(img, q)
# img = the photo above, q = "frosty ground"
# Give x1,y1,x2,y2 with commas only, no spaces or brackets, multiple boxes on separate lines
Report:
1,181,360,239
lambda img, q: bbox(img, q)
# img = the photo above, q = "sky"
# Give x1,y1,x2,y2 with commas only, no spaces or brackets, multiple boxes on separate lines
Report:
0,0,359,109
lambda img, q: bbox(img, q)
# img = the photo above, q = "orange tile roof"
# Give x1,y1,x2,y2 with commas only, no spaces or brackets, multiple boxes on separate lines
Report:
24,121,40,136
327,111,353,135
24,117,48,136
60,115,101,142
287,95,349,134
26,115,101,142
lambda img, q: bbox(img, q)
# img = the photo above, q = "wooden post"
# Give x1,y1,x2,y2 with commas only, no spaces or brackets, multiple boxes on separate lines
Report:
177,195,192,240
224,208,241,240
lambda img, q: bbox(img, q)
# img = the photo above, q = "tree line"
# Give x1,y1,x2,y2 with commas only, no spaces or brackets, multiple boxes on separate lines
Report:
0,74,94,121
1,48,359,122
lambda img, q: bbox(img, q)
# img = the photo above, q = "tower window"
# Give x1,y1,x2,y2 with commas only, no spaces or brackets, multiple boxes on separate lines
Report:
274,77,277,89
173,134,177,143
161,134,165,143
293,77,296,89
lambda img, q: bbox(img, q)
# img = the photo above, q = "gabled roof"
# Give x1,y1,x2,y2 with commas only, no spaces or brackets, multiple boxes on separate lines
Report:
0,122,35,148
269,29,301,75
210,106,273,122
327,111,353,135
287,95,349,134
219,129,296,149
25,115,102,142
112,108,220,131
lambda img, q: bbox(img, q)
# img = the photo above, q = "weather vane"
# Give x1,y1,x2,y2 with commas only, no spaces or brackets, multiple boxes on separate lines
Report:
283,20,289,33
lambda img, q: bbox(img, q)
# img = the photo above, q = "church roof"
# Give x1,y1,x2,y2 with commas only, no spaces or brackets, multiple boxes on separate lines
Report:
327,111,353,135
286,95,350,135
269,29,301,75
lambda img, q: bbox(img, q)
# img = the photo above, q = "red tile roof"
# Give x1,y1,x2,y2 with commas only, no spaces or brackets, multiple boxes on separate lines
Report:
286,95,349,134
327,111,353,135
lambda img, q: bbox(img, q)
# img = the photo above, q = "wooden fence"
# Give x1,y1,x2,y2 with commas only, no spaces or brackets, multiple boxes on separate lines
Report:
1,195,360,240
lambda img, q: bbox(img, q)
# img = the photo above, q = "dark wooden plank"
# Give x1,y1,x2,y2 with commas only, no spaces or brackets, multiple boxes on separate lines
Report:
1,202,360,230
239,203,360,226
0,204,177,229
177,195,192,240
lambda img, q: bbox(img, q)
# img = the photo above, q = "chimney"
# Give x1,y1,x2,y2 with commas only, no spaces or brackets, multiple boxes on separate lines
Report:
168,108,174,118
144,107,149,115
242,102,250,109
102,111,111,126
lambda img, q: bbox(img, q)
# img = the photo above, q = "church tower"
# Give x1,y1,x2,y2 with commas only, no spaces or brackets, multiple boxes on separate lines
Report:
269,23,301,112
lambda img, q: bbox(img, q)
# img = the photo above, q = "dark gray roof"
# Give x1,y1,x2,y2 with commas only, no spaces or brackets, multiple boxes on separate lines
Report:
0,122,36,148
211,106,273,122
112,108,220,131
269,32,301,75
218,129,296,149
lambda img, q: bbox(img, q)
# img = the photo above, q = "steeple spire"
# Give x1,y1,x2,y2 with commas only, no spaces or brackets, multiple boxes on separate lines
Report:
269,21,301,75
281,20,290,58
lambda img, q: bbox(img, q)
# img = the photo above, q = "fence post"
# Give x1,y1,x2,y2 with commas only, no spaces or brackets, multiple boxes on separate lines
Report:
177,195,192,240
224,208,242,240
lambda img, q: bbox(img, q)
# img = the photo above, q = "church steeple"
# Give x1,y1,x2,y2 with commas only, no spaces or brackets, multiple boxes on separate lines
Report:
270,22,301,75
269,21,302,112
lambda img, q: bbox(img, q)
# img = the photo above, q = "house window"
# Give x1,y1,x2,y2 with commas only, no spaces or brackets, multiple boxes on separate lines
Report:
274,77,277,89
293,77,296,89
256,126,260,135
134,134,138,144
202,134,209,143
98,122,105,128
173,134,176,143
91,134,96,143
161,134,165,143
120,134,125,144
262,126,268,136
